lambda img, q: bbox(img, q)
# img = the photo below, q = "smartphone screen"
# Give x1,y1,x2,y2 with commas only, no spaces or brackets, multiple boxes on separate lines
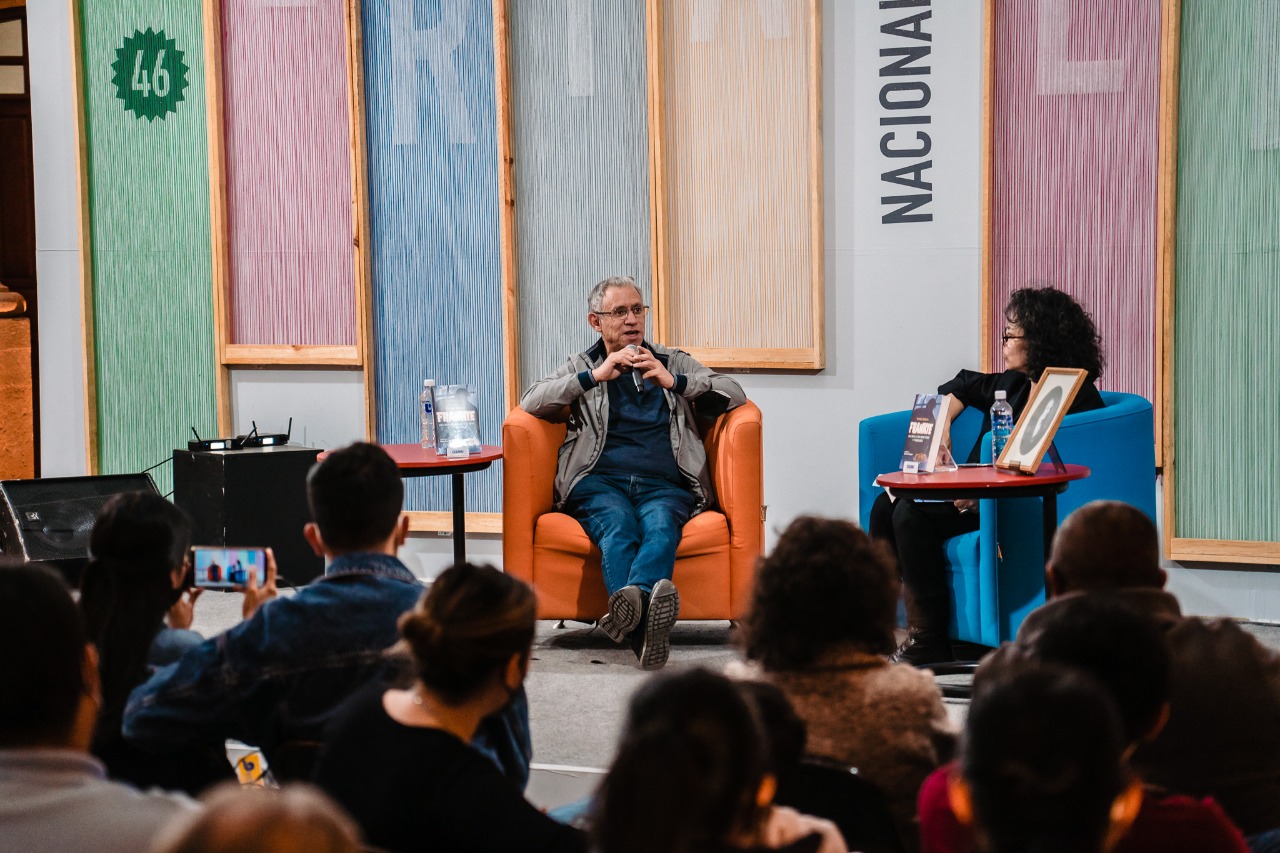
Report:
191,546,267,590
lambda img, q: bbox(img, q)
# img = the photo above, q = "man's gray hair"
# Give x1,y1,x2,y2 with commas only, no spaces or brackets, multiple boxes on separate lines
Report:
588,276,643,313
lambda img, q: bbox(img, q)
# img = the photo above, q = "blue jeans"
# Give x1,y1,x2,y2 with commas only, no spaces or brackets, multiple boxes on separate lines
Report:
565,473,695,595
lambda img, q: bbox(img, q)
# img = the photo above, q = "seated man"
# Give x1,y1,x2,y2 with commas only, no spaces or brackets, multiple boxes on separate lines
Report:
1033,501,1280,848
124,442,531,786
0,562,196,852
521,275,745,669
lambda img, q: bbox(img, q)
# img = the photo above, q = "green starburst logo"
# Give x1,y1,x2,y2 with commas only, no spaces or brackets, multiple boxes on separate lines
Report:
110,28,189,121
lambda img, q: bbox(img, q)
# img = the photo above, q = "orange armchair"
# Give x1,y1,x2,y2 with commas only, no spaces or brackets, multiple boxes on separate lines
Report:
502,401,764,622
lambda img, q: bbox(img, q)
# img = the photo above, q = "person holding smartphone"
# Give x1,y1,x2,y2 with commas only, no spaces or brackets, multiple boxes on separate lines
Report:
79,492,277,794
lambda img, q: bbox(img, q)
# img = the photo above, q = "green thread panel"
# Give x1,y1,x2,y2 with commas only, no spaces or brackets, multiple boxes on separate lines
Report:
80,3,217,495
1174,0,1280,542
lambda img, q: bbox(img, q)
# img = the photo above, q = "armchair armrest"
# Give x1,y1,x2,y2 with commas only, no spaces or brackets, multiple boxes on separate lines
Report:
704,400,764,617
502,408,566,584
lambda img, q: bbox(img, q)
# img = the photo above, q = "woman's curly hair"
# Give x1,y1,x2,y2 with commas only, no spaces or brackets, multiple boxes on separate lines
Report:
742,516,899,671
1006,287,1105,383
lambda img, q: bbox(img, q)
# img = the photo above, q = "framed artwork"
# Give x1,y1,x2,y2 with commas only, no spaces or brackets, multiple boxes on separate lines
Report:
996,367,1087,474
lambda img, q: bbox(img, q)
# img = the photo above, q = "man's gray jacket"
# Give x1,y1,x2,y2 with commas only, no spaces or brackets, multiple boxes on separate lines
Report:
519,338,746,514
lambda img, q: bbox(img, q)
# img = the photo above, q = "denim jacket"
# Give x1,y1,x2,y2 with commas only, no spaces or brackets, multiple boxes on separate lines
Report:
123,552,532,787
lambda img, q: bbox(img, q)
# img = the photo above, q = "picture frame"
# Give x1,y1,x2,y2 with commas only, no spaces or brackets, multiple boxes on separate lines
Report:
995,367,1088,474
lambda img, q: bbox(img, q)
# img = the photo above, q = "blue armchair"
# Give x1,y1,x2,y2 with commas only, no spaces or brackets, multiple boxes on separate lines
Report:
858,392,1157,648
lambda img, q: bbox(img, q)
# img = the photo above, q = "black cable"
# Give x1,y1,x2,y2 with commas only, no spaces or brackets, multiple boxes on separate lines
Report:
140,456,172,475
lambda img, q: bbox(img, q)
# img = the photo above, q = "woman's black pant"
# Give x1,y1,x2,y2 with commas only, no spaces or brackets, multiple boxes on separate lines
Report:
869,491,980,640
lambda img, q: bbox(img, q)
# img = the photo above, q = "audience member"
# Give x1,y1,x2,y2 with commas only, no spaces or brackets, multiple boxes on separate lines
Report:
79,492,240,793
0,561,196,852
123,442,531,785
314,562,585,853
151,783,360,853
738,514,953,851
591,668,846,853
949,661,1139,853
1044,501,1280,848
919,593,1250,852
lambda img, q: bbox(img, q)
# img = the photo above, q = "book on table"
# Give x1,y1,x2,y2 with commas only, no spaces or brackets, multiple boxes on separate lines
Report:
899,393,957,474
434,384,482,456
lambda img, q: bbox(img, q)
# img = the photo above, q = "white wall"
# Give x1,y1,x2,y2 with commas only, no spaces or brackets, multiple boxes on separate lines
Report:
28,0,88,478
27,0,1278,616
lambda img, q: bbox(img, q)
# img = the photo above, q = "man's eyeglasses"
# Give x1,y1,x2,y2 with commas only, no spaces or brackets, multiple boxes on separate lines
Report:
593,305,649,320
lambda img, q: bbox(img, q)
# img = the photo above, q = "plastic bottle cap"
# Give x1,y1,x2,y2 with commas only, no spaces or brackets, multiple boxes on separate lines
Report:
994,390,1007,400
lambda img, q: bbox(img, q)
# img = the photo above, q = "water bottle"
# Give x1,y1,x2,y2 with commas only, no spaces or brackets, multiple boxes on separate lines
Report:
420,380,436,450
991,390,1014,460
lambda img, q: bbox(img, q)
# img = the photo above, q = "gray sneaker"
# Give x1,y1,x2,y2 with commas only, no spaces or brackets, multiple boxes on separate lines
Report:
638,579,680,671
598,585,643,644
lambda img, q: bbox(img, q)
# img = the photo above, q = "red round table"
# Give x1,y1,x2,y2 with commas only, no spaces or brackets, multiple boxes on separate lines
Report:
876,463,1091,692
321,444,503,566
875,463,1090,562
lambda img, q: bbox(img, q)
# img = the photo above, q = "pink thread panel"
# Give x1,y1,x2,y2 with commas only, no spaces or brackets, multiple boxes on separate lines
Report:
221,0,356,346
989,0,1160,396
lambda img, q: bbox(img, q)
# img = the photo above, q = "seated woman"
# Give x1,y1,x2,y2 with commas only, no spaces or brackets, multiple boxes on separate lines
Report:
950,660,1140,853
737,515,953,852
591,668,845,853
79,492,243,794
870,285,1106,665
313,562,585,853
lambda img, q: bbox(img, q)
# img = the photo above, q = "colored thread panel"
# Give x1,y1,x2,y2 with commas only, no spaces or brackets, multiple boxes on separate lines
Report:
658,0,818,354
1172,0,1280,544
362,0,505,515
507,0,653,391
220,0,358,347
988,0,1161,399
79,2,218,495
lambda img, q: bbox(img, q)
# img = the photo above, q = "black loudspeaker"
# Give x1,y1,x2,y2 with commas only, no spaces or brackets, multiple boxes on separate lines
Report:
0,474,159,582
173,446,323,587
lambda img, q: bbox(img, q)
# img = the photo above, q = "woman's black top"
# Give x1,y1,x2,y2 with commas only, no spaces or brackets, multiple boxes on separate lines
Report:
939,368,1104,463
314,687,587,853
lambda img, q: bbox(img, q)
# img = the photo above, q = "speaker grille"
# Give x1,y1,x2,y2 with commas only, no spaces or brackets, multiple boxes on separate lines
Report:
0,475,158,563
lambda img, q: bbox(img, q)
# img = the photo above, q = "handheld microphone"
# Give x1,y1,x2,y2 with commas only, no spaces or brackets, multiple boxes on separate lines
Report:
624,344,645,392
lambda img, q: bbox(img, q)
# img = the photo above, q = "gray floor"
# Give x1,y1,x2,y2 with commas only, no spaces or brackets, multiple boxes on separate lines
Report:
188,589,1280,808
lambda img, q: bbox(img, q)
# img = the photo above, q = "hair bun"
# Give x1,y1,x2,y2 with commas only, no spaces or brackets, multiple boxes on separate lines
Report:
400,611,446,657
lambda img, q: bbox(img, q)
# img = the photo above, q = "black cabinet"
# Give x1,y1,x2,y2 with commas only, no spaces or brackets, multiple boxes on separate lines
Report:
173,446,322,586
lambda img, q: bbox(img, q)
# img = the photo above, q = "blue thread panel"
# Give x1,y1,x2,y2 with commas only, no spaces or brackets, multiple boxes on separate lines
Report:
363,0,504,515
79,2,218,495
508,0,653,388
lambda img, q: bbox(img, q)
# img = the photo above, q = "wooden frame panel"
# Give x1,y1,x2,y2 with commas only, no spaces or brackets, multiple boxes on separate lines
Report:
202,0,232,433
646,0,824,370
493,0,519,412
347,0,375,443
69,0,96,472
981,0,1166,464
362,0,506,528
1160,0,1278,565
204,0,370,439
407,511,502,535
75,0,220,492
1158,0,1182,561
